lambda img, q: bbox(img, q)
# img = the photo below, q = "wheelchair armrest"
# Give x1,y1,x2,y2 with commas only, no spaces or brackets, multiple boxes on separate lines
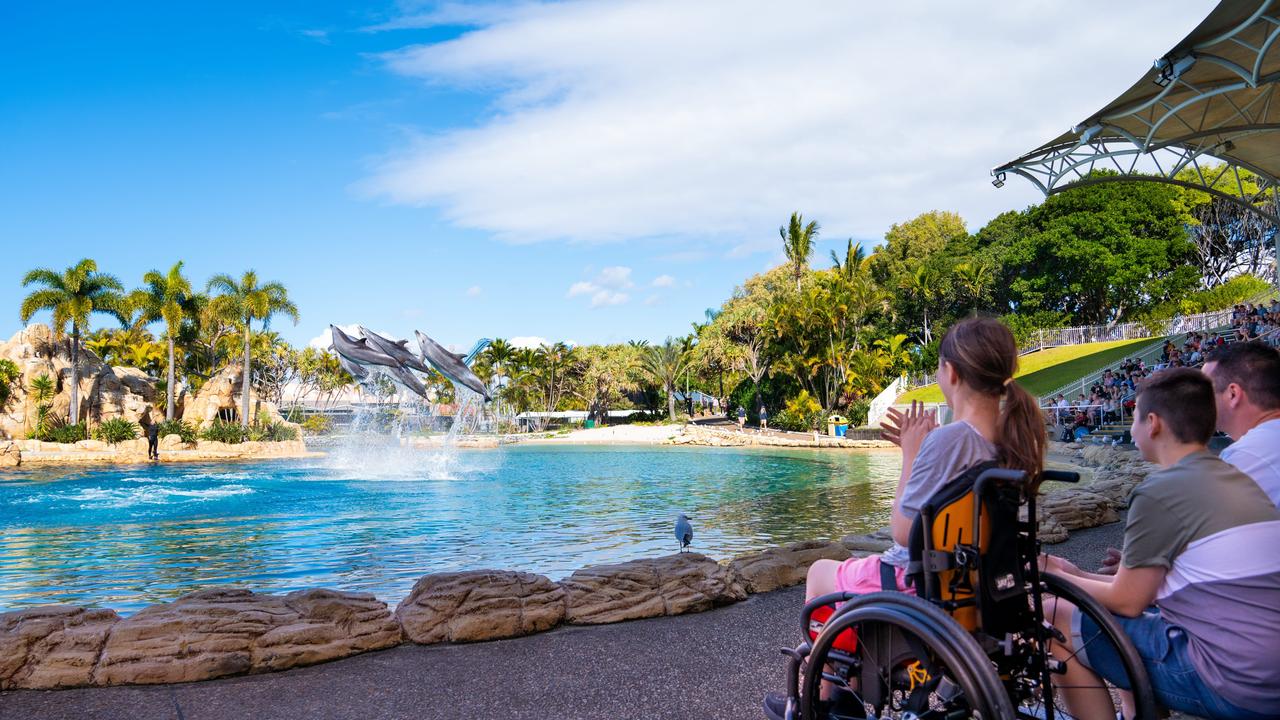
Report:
800,591,856,638
1041,469,1080,484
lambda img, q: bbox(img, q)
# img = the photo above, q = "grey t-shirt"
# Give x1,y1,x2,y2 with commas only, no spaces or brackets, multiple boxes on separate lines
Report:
881,421,996,568
1123,450,1280,712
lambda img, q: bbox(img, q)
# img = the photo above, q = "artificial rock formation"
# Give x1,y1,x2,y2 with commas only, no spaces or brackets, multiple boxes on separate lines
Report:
0,325,159,440
0,588,401,689
0,440,19,467
395,571,565,644
0,606,121,690
182,364,291,430
561,553,746,625
729,540,852,594
93,588,401,686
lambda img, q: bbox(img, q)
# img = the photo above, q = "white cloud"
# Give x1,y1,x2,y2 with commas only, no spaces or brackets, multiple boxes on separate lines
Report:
466,285,482,297
652,274,675,288
509,335,549,349
565,265,634,307
363,0,1212,245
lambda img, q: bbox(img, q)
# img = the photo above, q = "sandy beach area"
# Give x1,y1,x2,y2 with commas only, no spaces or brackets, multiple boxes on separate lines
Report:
519,423,685,445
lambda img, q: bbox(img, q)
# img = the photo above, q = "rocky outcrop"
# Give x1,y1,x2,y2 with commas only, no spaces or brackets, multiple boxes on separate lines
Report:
0,606,121,690
395,571,565,644
841,529,894,554
729,540,852,594
93,588,400,686
0,440,19,467
182,364,291,430
0,324,160,440
561,553,746,625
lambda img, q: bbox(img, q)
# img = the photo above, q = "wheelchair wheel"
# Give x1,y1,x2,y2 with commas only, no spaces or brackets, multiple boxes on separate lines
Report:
1014,572,1159,720
801,592,1011,719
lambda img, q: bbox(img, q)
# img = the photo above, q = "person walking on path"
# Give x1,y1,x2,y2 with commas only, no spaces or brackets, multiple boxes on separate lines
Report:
737,405,746,430
759,406,768,432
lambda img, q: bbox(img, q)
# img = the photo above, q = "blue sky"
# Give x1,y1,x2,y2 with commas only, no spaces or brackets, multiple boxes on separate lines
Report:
0,1,1214,350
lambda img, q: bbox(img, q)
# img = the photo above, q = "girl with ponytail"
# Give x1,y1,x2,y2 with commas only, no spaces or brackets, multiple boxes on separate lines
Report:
805,316,1045,598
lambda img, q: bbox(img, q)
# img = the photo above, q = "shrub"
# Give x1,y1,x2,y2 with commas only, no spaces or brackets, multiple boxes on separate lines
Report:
201,418,247,444
156,419,197,444
773,391,825,432
299,415,331,435
0,359,19,410
94,418,139,444
47,422,88,444
250,421,298,442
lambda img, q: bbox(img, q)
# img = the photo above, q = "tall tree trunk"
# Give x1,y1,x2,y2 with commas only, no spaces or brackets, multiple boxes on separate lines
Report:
70,324,80,425
166,333,176,421
241,323,251,427
667,381,676,420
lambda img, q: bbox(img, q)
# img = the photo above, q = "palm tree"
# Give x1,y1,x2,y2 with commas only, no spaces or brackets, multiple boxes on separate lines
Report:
134,261,193,420
485,338,516,392
642,337,690,421
901,265,939,344
20,259,126,425
780,211,820,290
206,271,298,427
830,239,867,282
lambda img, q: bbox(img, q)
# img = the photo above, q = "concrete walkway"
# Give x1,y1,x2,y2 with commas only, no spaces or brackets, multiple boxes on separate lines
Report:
0,524,1124,720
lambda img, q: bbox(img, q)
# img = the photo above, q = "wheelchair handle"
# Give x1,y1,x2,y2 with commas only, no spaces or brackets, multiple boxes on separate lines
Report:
1040,469,1080,484
799,591,856,639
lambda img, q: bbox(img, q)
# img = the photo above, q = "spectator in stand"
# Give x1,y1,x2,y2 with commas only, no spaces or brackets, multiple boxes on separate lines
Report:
1203,342,1280,507
1055,394,1069,425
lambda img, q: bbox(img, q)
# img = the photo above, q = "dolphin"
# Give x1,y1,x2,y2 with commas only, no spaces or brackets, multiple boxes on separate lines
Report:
358,327,433,374
329,325,400,369
383,363,430,400
415,331,491,401
335,353,370,382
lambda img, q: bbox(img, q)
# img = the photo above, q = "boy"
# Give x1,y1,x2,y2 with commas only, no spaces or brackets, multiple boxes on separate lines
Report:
1045,368,1280,719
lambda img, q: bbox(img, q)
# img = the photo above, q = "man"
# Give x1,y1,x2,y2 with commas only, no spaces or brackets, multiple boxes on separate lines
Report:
736,405,746,430
1045,369,1280,718
1203,342,1280,506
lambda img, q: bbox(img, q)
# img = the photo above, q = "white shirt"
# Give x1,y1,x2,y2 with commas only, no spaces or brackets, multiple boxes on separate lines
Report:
1221,418,1280,507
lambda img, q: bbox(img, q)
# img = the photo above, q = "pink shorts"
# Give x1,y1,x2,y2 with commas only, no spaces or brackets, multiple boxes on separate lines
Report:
834,554,915,595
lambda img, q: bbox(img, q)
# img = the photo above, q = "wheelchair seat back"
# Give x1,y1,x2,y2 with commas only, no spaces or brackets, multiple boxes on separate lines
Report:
906,461,1034,635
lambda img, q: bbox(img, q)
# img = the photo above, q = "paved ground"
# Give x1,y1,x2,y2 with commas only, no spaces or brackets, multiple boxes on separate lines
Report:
1,524,1125,720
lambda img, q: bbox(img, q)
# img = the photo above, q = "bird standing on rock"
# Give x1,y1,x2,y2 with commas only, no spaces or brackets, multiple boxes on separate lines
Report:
675,513,693,552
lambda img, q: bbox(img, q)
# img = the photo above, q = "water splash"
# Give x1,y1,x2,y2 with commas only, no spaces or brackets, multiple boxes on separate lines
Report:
323,372,504,481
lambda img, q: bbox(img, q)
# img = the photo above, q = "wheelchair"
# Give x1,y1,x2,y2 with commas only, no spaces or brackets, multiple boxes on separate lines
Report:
773,462,1159,719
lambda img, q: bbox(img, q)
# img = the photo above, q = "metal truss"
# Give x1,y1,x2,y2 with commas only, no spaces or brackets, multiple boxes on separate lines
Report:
993,0,1280,226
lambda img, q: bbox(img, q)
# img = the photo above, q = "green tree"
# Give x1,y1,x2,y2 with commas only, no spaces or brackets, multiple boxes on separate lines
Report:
133,261,193,419
869,210,968,286
830,239,867,281
986,178,1199,324
642,337,690,420
19,259,126,425
576,343,642,424
780,211,820,290
206,271,299,427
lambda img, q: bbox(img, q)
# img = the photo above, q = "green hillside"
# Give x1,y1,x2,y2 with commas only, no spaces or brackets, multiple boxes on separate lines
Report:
896,337,1155,403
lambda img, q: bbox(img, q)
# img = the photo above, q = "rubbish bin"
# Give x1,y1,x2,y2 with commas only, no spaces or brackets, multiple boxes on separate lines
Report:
585,419,596,429
827,414,848,437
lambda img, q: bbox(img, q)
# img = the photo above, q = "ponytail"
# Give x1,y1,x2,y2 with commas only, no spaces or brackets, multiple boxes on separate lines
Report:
997,380,1046,487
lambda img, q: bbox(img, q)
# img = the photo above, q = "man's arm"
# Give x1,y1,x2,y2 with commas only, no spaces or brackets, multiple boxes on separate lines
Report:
1059,565,1166,617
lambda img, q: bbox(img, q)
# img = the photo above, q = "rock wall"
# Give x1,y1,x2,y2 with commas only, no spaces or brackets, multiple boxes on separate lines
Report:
669,425,894,449
0,324,159,440
182,364,292,430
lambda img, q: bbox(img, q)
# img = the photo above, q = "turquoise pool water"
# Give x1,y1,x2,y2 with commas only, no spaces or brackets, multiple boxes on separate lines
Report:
0,445,900,613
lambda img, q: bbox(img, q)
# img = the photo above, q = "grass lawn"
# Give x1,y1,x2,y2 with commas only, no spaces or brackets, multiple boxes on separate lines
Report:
896,337,1156,403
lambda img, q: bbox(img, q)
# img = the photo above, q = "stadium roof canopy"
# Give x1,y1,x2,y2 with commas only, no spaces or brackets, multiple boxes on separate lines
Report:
993,0,1280,225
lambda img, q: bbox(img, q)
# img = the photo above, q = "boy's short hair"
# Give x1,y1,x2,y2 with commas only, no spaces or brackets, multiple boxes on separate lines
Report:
1205,341,1280,410
1136,368,1216,444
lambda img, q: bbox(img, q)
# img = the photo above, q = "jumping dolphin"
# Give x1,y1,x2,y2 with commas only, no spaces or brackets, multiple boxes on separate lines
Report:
383,363,430,399
415,331,491,401
358,327,433,374
329,325,400,369
335,353,370,382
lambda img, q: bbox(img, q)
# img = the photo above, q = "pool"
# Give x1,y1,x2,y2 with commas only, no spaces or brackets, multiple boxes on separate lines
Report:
0,444,900,613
